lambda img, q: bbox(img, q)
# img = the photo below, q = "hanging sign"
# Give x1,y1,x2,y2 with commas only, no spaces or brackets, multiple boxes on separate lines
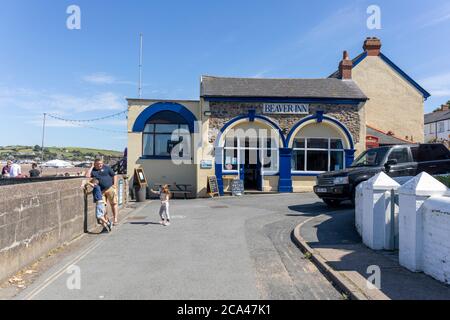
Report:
263,103,309,115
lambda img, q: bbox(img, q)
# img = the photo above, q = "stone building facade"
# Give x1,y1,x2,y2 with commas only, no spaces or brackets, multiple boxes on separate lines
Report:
208,102,362,145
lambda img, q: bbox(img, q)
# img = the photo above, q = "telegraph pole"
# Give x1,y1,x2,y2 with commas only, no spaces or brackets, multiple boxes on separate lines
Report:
41,113,47,163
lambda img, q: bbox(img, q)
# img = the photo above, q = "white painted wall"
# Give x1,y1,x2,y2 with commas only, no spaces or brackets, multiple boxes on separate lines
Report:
361,173,400,250
424,120,450,142
422,196,450,284
398,172,449,279
355,181,366,236
356,171,450,284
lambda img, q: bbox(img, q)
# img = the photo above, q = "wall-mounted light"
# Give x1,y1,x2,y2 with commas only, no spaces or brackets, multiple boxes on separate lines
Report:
204,111,212,117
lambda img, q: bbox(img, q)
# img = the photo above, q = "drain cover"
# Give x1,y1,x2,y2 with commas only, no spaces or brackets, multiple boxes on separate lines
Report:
210,206,229,209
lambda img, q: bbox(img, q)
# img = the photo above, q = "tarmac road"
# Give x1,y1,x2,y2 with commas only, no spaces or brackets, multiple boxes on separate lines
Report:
16,193,344,300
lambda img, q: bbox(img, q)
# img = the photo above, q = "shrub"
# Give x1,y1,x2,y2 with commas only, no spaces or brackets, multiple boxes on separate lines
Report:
435,175,450,188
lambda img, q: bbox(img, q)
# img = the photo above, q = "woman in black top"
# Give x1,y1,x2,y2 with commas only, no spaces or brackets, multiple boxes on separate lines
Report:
29,163,41,177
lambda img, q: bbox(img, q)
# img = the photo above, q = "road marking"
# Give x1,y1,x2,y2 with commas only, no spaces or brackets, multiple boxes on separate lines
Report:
170,215,186,219
22,202,150,300
22,237,106,300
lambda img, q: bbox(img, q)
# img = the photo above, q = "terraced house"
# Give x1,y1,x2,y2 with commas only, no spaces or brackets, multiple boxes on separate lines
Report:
127,37,430,197
425,104,450,145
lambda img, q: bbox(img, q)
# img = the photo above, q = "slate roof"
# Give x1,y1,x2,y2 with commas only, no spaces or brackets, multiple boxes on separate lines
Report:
367,126,410,145
200,76,368,100
425,110,450,124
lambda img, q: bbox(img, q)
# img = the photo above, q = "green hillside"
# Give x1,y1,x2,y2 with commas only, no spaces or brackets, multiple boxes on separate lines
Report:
0,145,123,161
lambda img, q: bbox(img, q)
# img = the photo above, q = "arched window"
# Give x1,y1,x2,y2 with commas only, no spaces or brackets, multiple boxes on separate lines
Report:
292,138,345,172
289,121,349,173
142,111,191,158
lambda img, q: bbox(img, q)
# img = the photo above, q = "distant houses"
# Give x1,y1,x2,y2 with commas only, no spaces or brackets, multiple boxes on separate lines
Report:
425,102,450,147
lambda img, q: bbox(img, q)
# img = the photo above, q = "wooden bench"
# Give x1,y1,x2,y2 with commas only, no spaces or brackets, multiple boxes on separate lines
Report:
170,190,191,200
153,183,193,199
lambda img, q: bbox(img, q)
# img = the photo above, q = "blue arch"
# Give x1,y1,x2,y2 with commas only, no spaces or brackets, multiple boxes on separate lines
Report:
286,114,355,150
216,113,288,148
132,102,198,133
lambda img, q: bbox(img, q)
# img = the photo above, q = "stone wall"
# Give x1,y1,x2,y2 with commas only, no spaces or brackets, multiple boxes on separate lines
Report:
208,102,361,144
0,176,128,283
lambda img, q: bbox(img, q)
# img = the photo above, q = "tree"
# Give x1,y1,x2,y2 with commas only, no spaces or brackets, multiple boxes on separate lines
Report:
33,145,41,152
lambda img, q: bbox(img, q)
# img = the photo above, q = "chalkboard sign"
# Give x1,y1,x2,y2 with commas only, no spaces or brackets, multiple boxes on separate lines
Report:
231,179,244,196
207,176,220,197
134,168,148,188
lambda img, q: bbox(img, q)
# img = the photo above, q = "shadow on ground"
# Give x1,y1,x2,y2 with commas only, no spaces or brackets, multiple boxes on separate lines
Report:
287,201,354,217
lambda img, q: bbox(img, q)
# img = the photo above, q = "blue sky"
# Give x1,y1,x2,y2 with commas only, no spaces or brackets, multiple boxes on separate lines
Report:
0,0,449,151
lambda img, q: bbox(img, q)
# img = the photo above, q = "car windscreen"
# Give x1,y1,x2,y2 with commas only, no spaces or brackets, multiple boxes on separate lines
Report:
351,147,390,167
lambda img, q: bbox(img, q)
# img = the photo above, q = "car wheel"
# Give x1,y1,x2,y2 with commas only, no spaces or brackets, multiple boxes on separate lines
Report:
323,199,342,208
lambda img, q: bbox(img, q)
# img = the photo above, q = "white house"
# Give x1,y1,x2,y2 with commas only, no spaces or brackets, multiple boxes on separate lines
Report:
424,104,450,144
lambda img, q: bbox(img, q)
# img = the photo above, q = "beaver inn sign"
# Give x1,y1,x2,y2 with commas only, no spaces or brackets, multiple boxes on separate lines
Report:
127,37,430,197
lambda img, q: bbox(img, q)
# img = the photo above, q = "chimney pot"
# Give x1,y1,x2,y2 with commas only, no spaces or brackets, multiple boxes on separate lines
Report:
343,50,349,60
339,50,353,80
363,37,382,56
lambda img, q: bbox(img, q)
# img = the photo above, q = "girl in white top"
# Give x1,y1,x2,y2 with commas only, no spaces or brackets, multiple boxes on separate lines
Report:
150,185,171,226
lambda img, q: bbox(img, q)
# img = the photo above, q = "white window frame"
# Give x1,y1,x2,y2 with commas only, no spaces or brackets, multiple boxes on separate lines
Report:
222,137,279,176
438,121,445,133
430,123,436,134
291,137,346,174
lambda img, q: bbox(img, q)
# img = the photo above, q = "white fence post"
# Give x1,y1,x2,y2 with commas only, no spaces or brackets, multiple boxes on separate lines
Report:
362,172,400,250
398,172,448,272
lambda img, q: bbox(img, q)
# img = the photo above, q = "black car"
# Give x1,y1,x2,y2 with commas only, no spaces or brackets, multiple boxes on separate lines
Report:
314,143,450,207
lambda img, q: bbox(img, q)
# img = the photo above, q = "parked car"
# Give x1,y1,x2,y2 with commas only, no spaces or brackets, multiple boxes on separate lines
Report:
314,143,450,207
75,162,92,168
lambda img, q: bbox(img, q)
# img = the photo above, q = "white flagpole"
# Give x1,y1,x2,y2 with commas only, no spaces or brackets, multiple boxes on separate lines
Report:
41,113,46,163
139,33,143,99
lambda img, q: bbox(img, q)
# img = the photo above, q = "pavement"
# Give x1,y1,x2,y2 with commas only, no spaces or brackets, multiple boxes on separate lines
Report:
9,193,346,300
294,209,450,300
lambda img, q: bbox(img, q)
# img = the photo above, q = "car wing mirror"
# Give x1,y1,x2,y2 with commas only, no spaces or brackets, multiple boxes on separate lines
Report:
384,159,397,171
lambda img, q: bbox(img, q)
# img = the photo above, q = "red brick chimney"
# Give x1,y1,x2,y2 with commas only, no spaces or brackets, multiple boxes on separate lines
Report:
339,51,353,80
363,37,382,56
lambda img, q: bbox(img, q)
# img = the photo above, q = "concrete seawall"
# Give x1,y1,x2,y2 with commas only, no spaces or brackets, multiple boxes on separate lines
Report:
0,176,128,283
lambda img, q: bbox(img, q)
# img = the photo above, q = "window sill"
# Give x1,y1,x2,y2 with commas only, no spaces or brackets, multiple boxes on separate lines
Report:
291,171,324,176
139,156,172,160
262,171,279,176
222,170,239,175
